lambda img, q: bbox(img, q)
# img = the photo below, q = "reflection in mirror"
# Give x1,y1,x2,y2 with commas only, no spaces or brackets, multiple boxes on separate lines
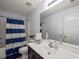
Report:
40,0,79,46
63,15,79,45
40,15,59,41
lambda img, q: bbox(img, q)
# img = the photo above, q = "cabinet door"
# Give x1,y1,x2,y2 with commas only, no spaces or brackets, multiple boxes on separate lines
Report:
28,46,43,59
28,51,34,59
34,52,43,59
28,46,34,59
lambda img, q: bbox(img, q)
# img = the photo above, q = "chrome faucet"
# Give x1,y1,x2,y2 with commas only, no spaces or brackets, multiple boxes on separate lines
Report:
48,41,53,47
48,40,58,50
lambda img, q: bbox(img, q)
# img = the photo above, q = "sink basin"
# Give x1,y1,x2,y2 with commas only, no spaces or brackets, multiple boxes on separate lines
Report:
39,42,56,54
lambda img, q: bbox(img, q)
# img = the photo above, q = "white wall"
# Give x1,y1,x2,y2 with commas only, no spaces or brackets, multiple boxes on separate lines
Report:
28,0,50,34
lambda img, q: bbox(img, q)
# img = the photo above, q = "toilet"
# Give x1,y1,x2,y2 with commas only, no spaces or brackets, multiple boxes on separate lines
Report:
19,46,28,59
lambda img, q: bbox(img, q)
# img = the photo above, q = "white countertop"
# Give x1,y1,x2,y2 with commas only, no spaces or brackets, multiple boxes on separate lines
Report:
28,41,79,59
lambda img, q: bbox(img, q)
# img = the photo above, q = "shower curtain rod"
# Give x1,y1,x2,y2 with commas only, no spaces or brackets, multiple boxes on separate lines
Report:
0,15,14,19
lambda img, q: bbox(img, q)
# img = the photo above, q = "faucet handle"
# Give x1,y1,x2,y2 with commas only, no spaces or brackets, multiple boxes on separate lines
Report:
54,40,58,50
48,41,54,48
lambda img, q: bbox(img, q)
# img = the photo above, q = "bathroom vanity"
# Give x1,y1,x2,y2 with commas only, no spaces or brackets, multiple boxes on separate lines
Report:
28,0,79,59
28,40,79,59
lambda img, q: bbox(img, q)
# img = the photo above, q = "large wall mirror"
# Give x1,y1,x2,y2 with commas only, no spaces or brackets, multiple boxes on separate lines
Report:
40,0,79,46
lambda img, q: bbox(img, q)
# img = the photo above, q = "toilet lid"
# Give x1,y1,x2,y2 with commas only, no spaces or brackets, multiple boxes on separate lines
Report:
19,46,28,52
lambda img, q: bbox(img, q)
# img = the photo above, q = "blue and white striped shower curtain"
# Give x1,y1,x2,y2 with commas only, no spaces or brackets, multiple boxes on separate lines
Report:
5,18,26,59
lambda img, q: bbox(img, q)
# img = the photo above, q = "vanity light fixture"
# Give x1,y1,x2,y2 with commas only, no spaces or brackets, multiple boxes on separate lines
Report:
47,0,63,8
25,0,32,7
48,0,58,6
71,0,75,2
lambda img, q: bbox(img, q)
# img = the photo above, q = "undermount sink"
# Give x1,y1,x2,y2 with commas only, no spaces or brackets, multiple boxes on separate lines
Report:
39,42,56,54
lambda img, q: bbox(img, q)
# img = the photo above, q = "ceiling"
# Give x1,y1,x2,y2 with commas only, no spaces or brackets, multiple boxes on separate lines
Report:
0,0,43,16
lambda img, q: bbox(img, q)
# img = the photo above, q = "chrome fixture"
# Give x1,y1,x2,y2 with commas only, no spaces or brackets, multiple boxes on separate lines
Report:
48,0,58,6
48,40,58,50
